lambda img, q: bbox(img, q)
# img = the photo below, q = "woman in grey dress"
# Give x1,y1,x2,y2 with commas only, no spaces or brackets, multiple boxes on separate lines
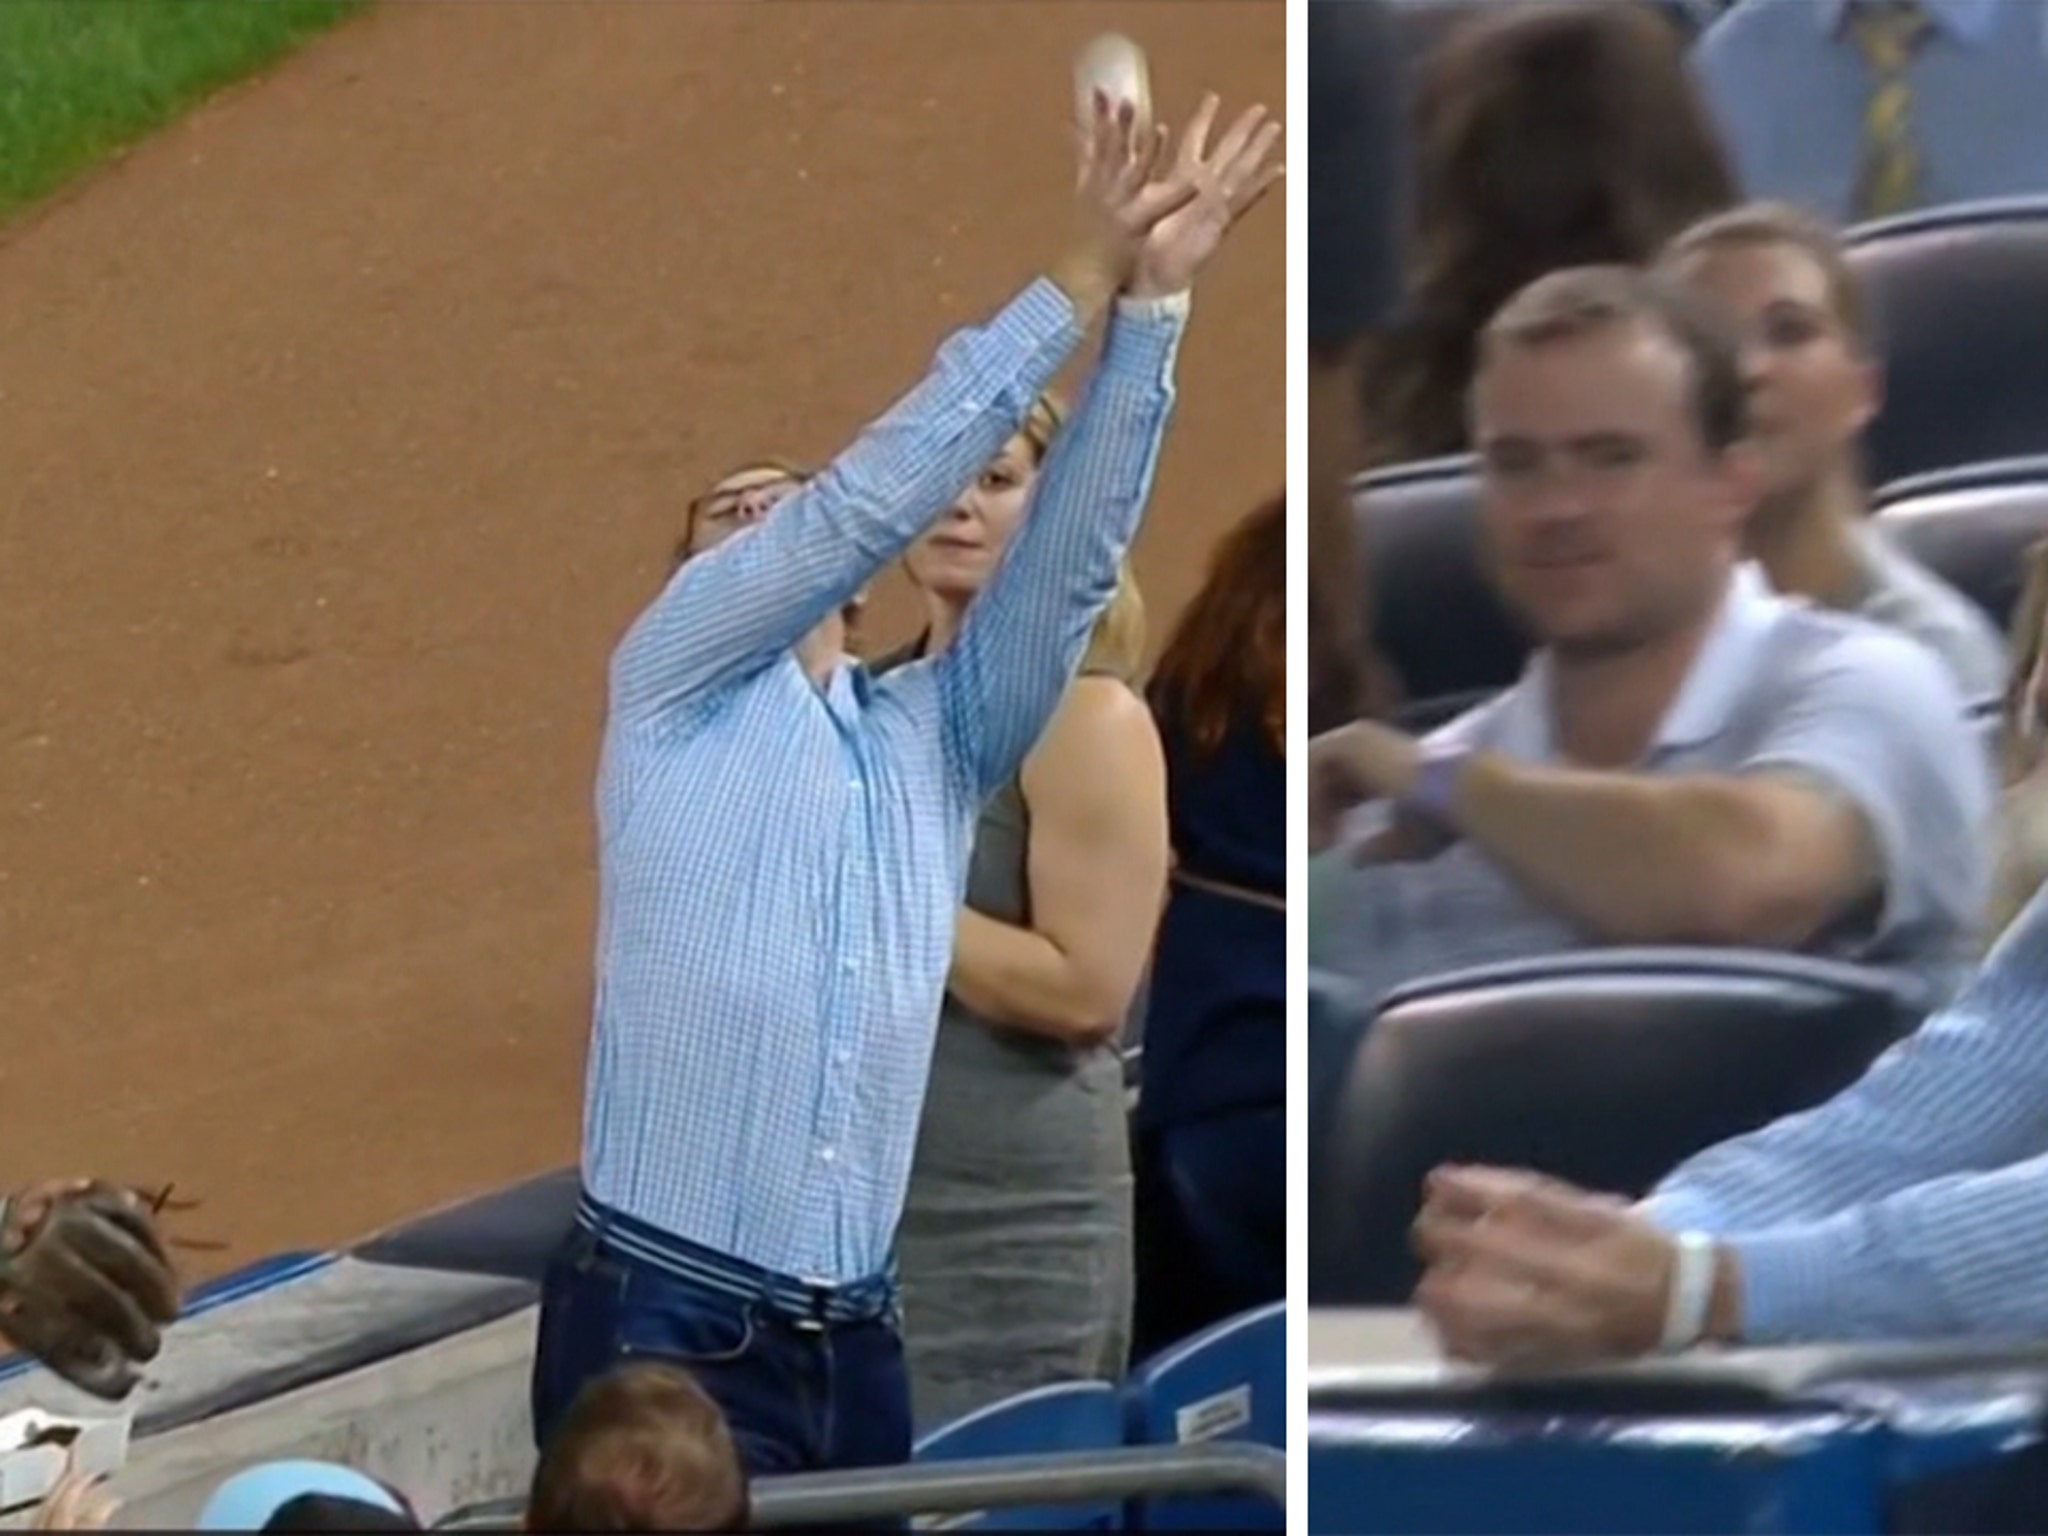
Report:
882,395,1170,1431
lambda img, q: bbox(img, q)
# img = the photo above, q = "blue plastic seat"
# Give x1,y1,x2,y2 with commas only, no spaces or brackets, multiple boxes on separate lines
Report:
1124,1302,1285,1530
913,1380,1124,1529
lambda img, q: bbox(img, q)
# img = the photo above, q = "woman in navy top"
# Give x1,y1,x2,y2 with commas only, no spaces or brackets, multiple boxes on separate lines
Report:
1134,494,1286,1353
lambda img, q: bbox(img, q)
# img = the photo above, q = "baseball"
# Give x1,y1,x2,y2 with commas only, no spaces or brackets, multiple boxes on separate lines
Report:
1073,33,1153,137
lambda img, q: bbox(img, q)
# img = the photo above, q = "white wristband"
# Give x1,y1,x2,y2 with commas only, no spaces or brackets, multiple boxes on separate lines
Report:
1660,1230,1717,1353
1115,289,1192,321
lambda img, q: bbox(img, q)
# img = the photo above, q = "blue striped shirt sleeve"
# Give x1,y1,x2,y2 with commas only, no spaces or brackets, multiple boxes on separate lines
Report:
1634,887,2048,1339
1730,1148,2048,1342
1643,886,2048,1240
935,295,1185,800
608,278,1083,723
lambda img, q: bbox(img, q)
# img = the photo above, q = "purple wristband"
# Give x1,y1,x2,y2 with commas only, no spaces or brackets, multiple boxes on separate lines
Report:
1399,743,1470,826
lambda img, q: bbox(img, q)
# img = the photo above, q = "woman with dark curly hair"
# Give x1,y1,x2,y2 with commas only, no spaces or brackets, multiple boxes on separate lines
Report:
1357,0,1739,468
1133,494,1286,1353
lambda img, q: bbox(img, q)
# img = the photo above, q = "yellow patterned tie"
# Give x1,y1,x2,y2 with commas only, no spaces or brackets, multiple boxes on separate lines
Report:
1846,0,1934,219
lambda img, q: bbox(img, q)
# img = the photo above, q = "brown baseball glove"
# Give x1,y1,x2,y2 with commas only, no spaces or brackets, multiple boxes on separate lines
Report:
0,1180,180,1401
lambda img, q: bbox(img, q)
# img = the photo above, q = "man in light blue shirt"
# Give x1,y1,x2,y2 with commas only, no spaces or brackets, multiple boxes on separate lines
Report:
529,97,1282,1475
1413,882,2048,1365
1692,0,2048,224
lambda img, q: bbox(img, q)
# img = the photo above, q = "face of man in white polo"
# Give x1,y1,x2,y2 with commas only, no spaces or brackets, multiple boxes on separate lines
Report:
1470,307,1752,663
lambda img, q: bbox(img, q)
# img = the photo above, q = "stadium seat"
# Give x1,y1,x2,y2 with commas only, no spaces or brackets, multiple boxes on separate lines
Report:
1354,456,1528,721
1847,198,2048,486
913,1380,1124,1530
1874,455,2048,635
1123,1301,1285,1532
1310,949,1929,1306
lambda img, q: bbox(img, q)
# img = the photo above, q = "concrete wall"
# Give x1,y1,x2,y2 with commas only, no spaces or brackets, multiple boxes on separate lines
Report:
50,1311,538,1530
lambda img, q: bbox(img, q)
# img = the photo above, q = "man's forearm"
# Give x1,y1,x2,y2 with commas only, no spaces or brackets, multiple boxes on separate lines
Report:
1452,757,1795,944
938,295,1185,795
610,277,1084,721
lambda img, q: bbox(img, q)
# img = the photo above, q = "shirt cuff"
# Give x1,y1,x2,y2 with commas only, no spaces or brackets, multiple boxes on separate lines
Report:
1636,1187,1722,1236
1724,1220,1852,1343
1009,276,1087,344
1115,289,1193,322
1099,290,1189,387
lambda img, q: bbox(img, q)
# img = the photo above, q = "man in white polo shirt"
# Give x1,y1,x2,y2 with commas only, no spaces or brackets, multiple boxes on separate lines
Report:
1308,264,1993,1011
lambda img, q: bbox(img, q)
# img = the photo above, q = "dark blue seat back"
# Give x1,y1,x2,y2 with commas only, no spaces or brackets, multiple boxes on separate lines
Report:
1355,457,1527,719
1849,199,2048,486
1875,457,2048,636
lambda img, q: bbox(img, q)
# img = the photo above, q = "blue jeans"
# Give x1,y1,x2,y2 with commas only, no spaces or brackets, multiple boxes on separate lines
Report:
530,1222,912,1478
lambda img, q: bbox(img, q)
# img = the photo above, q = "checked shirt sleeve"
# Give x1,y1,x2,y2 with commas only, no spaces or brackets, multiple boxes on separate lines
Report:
1643,887,2048,1239
935,291,1186,801
609,278,1083,724
1728,1150,2048,1343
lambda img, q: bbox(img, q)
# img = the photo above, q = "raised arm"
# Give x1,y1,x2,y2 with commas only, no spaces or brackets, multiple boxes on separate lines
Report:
608,284,1082,725
609,91,1201,725
938,95,1284,799
937,296,1184,798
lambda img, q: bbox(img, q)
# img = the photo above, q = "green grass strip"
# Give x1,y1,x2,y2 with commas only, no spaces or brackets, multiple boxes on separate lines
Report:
0,0,365,220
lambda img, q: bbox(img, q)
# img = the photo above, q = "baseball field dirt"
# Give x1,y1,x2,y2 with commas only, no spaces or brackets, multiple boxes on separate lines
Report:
0,1,1283,1279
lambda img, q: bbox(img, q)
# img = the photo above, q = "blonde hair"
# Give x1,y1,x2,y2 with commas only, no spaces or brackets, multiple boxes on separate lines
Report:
1660,200,1872,349
1081,562,1147,682
1021,391,1065,461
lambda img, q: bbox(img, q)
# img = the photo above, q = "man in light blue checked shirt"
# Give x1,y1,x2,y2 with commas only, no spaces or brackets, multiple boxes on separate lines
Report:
529,91,1281,1476
1411,879,2048,1367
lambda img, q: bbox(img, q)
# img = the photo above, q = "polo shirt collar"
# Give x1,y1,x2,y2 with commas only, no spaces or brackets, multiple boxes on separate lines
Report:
1492,562,1787,763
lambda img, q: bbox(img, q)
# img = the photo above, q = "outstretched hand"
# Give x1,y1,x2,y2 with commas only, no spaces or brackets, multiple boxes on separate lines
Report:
1052,90,1201,318
1130,94,1283,300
